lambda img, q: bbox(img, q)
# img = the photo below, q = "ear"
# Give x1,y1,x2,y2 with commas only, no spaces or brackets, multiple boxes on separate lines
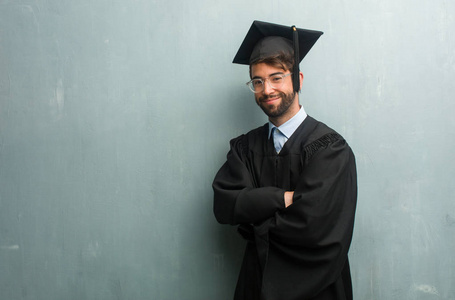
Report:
299,72,304,91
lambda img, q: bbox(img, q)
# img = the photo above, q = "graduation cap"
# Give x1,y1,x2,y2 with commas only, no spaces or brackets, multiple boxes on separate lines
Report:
233,20,323,93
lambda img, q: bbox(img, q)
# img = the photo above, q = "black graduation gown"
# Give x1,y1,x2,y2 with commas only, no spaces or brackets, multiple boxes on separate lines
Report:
212,116,357,300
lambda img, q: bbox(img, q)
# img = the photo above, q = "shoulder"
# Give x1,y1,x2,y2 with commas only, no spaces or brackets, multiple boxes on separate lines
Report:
229,123,268,152
303,116,352,162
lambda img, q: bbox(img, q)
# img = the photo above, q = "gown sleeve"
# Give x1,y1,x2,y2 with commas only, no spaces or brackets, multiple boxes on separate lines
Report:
212,135,285,225
256,136,357,300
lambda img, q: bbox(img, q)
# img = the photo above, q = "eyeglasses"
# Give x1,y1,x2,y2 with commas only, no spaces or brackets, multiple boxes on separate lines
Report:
246,73,292,93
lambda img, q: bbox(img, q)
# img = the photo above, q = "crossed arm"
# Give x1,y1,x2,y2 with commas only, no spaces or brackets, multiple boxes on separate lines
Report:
212,135,356,230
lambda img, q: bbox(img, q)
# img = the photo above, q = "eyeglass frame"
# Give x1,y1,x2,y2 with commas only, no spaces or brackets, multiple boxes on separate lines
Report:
245,73,293,93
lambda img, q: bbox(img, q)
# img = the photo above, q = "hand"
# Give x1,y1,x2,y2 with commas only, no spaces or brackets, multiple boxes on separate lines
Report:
284,191,294,208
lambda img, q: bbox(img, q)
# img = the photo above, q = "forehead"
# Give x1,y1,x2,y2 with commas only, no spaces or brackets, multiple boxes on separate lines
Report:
250,62,286,77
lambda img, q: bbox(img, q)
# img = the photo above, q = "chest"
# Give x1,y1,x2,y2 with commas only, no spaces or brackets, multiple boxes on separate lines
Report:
249,152,305,190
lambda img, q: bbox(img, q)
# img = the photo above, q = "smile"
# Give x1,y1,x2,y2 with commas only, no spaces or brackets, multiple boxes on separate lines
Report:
261,95,281,104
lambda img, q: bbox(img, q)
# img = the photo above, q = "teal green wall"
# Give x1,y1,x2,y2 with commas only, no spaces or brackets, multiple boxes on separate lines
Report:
1,1,454,299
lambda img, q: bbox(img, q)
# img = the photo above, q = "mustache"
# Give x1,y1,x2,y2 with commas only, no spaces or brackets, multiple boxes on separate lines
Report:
259,92,284,102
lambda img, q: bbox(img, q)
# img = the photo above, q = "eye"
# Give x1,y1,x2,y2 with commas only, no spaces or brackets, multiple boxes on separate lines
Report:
252,79,263,87
270,75,283,83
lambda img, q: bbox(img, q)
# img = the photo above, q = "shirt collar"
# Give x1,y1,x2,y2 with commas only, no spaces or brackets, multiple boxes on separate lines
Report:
268,106,307,139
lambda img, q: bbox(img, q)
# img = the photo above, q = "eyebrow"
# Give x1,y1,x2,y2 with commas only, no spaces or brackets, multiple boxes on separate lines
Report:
252,72,285,80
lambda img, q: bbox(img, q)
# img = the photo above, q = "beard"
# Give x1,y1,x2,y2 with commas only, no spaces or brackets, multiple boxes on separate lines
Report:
256,91,296,118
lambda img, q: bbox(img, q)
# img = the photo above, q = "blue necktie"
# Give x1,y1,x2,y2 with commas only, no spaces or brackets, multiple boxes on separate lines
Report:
272,128,286,153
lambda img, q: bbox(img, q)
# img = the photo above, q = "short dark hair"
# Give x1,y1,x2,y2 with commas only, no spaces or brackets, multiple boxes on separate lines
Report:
249,51,295,77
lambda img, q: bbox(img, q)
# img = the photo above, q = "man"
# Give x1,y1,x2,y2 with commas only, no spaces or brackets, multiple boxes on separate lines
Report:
212,21,357,300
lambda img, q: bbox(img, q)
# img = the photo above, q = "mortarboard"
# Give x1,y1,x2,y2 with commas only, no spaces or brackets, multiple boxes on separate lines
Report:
233,20,323,93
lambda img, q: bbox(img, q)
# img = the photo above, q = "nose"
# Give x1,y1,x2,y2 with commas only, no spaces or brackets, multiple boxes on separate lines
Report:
263,79,275,95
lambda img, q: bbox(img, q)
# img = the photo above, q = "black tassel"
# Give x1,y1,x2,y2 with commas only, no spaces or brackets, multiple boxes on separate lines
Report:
292,26,299,93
